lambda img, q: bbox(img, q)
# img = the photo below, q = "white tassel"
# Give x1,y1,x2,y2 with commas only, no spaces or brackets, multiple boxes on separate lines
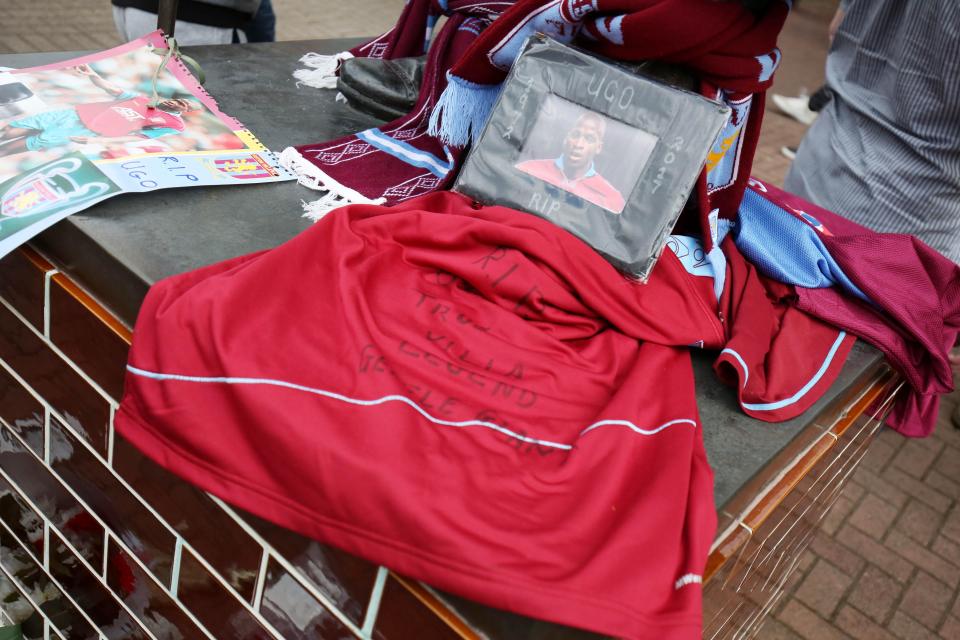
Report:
279,147,386,221
293,51,354,89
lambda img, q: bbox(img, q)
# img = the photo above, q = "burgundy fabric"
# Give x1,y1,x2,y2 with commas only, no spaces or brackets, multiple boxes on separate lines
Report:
117,191,725,638
449,0,788,93
116,191,857,637
715,237,856,422
755,179,960,438
292,11,482,204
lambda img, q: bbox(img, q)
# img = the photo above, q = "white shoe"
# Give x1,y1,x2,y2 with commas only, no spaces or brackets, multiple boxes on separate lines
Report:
780,146,797,160
772,93,818,126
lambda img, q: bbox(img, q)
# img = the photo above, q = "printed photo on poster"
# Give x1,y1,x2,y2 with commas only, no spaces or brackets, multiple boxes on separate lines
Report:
0,32,292,260
514,95,658,214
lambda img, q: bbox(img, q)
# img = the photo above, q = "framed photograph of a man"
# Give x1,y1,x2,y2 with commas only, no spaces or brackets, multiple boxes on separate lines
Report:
454,36,730,280
515,96,658,214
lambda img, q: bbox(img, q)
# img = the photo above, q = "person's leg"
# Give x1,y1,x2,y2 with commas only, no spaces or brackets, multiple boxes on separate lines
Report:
242,0,276,43
0,125,34,142
0,136,30,157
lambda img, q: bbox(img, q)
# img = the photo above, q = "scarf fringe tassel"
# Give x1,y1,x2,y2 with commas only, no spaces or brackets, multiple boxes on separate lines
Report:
279,147,386,221
293,51,354,89
428,73,501,147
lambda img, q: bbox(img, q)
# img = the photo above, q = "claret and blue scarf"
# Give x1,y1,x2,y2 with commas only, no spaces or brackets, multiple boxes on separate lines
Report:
282,0,789,241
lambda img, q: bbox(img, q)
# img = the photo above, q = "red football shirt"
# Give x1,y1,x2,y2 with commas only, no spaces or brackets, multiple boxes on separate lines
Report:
75,96,185,137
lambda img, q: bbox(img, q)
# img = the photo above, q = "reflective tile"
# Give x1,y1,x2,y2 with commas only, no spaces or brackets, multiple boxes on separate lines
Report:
0,528,99,640
0,566,45,639
0,425,104,570
0,250,45,332
104,538,207,639
113,436,261,602
176,548,277,639
48,279,129,403
435,589,608,640
0,367,43,457
260,556,357,639
0,304,109,455
48,418,174,585
242,510,377,627
46,529,149,640
373,576,463,640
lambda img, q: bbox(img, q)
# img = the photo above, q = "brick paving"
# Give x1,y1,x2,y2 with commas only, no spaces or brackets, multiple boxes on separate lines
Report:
2,1,959,639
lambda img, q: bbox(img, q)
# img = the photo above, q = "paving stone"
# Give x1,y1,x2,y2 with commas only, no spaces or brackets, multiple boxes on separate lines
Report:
822,493,857,537
835,606,898,640
932,535,960,567
758,616,804,640
940,615,960,640
898,572,954,631
852,467,909,510
926,471,960,502
943,505,960,546
889,611,940,640
778,600,853,640
884,529,959,589
795,559,854,619
849,493,901,540
809,530,865,577
933,445,960,480
882,466,954,514
861,436,897,473
847,565,903,625
894,499,944,546
891,439,941,479
836,524,915,583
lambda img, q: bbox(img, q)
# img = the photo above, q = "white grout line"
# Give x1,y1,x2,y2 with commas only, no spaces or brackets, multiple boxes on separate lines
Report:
0,566,70,640
102,529,111,579
0,417,286,640
43,406,50,464
42,520,50,570
0,423,198,640
107,405,116,468
43,269,58,339
170,537,184,598
0,295,117,405
0,516,106,640
360,566,389,638
205,494,366,638
252,548,271,612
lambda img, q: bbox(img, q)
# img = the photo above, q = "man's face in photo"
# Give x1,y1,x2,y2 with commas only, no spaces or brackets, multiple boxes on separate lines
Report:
562,115,604,173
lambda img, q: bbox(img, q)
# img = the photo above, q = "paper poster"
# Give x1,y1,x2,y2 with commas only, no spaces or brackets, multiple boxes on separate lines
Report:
0,31,292,259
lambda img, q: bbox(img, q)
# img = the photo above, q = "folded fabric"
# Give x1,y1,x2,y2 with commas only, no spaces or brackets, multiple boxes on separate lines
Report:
737,179,960,437
116,191,852,638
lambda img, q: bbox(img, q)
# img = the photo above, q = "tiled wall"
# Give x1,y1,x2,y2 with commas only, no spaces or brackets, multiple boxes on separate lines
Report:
703,367,903,638
0,247,474,640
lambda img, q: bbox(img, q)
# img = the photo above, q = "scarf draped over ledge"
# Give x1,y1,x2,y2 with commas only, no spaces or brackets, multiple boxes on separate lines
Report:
283,0,790,246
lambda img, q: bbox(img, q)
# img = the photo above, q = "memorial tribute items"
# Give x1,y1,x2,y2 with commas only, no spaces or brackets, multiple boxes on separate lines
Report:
0,31,291,260
733,179,960,439
284,0,790,237
282,0,493,218
116,189,854,639
453,37,729,280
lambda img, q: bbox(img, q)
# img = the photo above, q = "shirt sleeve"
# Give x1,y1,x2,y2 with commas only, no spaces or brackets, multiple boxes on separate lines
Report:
139,127,179,139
